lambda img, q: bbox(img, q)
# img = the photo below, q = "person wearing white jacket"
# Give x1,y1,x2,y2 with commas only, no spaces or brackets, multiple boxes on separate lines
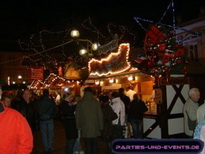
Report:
110,92,126,139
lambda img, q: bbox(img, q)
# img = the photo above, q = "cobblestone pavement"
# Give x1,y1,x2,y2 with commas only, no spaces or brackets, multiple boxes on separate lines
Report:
32,120,106,154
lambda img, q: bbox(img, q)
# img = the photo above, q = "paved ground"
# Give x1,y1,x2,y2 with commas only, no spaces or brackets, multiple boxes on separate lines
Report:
32,120,106,154
31,120,188,154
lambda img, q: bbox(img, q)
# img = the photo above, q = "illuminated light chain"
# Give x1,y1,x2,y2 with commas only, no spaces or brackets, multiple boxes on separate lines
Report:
159,1,172,23
0,40,74,65
38,73,81,88
15,18,138,70
88,43,131,77
107,23,115,37
81,17,107,40
18,28,70,66
19,56,35,68
81,17,138,48
134,16,201,44
30,80,44,89
119,26,138,44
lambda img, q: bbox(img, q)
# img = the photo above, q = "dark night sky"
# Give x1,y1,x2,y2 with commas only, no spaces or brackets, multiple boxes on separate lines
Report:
0,0,205,51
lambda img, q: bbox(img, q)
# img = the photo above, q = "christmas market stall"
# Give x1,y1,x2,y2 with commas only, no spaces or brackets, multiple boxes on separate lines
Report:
29,62,84,103
86,40,162,136
131,19,191,138
86,16,193,138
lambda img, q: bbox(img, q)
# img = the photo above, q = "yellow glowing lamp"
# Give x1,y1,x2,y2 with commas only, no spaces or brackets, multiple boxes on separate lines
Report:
128,76,133,81
95,81,100,85
92,43,98,51
70,30,80,38
79,49,88,55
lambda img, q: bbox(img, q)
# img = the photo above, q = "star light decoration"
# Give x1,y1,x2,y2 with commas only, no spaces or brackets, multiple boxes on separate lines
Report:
133,0,199,77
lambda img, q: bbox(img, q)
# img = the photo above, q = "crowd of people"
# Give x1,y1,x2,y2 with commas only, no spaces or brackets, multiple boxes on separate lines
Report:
0,85,148,154
1,85,205,154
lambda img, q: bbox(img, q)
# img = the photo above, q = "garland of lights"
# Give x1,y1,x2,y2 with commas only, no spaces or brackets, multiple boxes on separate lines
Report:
88,43,131,77
12,17,137,71
30,73,82,89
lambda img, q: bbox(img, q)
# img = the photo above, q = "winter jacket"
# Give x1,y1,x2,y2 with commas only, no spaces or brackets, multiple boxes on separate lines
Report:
128,99,148,120
101,103,118,138
12,99,37,128
0,101,33,153
59,100,78,139
37,96,57,121
75,92,103,138
183,98,199,137
110,97,126,126
119,94,130,114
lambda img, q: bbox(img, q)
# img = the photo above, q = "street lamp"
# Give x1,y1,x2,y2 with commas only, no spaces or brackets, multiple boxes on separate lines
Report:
70,29,99,56
70,30,80,38
79,49,88,55
18,75,22,79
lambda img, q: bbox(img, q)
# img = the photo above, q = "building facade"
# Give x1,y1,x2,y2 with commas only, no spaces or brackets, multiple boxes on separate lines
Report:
176,17,205,104
0,51,32,85
176,18,205,65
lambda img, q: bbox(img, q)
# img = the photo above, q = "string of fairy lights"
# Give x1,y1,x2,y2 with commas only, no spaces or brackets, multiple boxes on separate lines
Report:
0,17,138,69
0,1,203,78
134,0,201,43
133,0,202,76
30,73,81,89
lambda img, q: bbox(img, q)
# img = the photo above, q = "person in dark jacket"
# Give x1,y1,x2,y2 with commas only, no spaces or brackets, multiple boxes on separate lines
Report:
119,88,130,122
128,94,148,138
37,89,57,153
100,95,118,154
12,89,37,131
59,93,78,154
75,87,103,154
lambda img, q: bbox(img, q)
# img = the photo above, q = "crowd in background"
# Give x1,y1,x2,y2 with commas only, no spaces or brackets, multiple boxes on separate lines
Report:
0,85,149,154
2,85,205,154
2,86,205,154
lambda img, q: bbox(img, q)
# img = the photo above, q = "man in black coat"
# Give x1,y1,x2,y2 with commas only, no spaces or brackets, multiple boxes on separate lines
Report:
128,94,148,138
12,89,37,131
37,89,57,153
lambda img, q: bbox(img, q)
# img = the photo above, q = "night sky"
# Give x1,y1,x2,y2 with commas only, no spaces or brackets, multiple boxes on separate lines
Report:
0,0,205,51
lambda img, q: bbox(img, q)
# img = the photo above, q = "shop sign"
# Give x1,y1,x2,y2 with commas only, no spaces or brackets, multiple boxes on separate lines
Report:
30,66,44,80
88,43,131,76
96,38,118,56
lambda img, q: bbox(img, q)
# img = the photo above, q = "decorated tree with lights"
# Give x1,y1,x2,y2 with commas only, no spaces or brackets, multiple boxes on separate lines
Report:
133,0,199,77
134,24,187,76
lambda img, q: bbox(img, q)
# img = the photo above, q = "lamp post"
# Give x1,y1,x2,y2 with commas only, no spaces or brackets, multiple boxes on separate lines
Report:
70,30,99,57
